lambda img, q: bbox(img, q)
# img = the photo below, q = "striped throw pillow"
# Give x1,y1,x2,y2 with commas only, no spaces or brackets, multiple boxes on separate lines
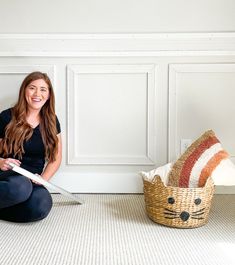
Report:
168,130,228,188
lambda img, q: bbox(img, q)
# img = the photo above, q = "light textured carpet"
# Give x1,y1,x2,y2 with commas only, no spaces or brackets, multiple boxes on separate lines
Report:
0,194,234,265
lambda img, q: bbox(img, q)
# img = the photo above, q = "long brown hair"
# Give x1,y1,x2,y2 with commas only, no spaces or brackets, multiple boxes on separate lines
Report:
0,71,58,162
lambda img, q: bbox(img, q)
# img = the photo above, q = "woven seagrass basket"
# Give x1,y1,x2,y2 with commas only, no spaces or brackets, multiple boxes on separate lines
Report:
143,176,215,228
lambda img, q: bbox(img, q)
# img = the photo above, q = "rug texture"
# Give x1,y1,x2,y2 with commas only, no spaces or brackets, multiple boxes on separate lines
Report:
0,194,234,265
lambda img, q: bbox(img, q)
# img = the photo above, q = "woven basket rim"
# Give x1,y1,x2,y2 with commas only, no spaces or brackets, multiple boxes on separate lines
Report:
143,175,214,189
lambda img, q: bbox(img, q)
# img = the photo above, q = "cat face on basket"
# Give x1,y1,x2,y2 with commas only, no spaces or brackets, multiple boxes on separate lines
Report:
145,176,214,228
164,196,205,222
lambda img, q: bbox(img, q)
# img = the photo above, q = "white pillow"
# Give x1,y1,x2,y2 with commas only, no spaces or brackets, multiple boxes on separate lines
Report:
140,158,235,186
140,163,172,185
211,158,235,186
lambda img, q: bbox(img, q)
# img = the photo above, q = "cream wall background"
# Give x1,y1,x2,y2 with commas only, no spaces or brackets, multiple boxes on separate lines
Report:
0,1,235,193
0,0,235,33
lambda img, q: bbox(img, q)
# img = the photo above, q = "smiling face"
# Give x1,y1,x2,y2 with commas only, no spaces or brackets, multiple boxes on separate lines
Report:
25,79,50,112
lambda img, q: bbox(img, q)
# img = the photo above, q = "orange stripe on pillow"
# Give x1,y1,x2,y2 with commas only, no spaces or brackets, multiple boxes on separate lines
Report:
198,150,228,187
179,136,219,187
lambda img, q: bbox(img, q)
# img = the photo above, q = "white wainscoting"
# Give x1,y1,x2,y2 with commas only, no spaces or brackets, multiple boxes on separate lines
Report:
0,33,235,56
67,64,157,165
0,33,235,193
169,63,235,162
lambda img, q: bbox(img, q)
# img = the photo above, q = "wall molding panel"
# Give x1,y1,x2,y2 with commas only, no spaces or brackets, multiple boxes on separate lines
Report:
67,64,157,165
0,33,235,57
0,65,55,80
169,63,235,162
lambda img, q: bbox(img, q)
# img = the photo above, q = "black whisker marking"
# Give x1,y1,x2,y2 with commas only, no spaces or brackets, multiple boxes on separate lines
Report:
191,212,205,216
164,212,178,216
191,217,204,220
164,208,180,214
192,208,205,214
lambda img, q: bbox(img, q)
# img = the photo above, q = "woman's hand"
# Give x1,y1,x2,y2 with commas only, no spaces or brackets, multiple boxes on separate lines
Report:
0,158,21,171
31,173,42,185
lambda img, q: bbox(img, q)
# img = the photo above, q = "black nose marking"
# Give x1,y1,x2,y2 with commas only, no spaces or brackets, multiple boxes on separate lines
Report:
180,211,190,221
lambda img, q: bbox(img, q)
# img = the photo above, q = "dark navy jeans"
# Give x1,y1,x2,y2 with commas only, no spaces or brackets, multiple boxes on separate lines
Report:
0,170,52,222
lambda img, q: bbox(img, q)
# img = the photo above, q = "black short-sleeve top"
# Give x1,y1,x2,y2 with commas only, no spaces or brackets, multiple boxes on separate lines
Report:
0,108,61,174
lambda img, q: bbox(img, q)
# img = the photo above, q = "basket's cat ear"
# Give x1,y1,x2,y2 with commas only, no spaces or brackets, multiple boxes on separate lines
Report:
153,175,165,187
204,177,214,187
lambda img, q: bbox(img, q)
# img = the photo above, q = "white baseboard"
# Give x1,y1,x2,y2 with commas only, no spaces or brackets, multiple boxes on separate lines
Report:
50,172,143,193
49,172,235,194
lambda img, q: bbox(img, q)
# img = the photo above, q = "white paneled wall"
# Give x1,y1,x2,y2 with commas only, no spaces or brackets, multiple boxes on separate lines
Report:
0,34,235,193
169,64,235,162
67,64,156,165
